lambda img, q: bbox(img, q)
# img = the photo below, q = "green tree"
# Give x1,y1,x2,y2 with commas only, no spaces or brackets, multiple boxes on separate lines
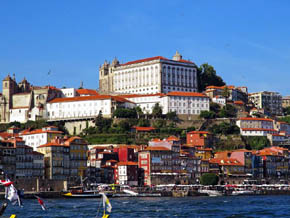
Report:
210,102,221,114
218,104,236,118
283,107,290,116
152,119,166,129
197,63,225,92
209,122,240,135
137,118,150,127
135,106,143,119
199,111,216,119
200,173,219,185
152,103,163,118
279,116,290,124
221,87,230,99
166,111,178,121
113,108,137,118
243,136,270,150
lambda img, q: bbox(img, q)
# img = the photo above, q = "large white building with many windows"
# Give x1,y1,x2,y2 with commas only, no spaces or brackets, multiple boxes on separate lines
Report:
119,91,209,115
99,52,198,95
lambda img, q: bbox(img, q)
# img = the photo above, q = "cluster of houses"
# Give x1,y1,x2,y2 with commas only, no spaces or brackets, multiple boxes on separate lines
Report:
0,121,290,186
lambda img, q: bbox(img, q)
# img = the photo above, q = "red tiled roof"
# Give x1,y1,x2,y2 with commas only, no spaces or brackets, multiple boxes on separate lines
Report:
132,126,156,131
187,131,209,134
241,128,277,132
166,91,208,97
48,95,134,104
21,129,63,135
239,117,273,122
76,89,99,96
117,161,138,166
121,56,168,66
209,158,243,166
37,142,67,148
166,136,180,141
234,101,244,105
144,146,170,151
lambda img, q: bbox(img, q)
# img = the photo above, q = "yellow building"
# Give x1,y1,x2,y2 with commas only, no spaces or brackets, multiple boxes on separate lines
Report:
64,137,88,179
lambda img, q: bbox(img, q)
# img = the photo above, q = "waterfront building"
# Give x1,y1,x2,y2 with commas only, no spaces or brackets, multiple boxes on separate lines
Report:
209,158,245,184
99,52,198,95
120,91,209,116
195,148,213,160
138,146,173,186
64,136,88,179
32,151,45,178
249,91,282,116
20,126,63,151
37,140,70,180
114,161,138,186
212,95,226,106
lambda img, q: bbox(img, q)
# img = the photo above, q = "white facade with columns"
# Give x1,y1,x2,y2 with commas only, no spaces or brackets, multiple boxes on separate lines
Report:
99,52,198,95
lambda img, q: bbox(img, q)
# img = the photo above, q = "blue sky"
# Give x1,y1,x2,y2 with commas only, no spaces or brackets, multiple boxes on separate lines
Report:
0,0,289,95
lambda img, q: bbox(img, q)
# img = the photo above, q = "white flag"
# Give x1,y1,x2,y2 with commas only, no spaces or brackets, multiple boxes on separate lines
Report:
101,193,112,213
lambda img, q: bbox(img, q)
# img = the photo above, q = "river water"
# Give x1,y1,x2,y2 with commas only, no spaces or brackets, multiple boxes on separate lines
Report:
3,195,290,217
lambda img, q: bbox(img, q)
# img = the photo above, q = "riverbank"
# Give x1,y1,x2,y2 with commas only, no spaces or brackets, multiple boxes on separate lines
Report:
1,188,290,199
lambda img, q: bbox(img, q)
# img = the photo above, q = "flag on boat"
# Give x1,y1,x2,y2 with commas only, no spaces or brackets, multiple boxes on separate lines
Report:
2,179,22,207
101,192,112,213
0,180,13,187
35,196,46,210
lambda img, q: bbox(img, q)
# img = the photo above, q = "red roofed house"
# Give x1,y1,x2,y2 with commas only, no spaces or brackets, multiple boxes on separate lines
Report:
37,138,70,180
20,126,63,151
99,51,198,95
138,146,174,186
186,131,213,148
64,136,88,179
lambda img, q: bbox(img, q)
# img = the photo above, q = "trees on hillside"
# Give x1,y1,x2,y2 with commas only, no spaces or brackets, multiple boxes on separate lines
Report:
197,63,225,92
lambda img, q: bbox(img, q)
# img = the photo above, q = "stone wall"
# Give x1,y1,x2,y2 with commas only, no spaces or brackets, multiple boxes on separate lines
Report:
64,120,95,135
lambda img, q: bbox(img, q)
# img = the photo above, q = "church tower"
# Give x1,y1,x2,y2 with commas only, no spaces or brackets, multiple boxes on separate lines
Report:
2,74,17,122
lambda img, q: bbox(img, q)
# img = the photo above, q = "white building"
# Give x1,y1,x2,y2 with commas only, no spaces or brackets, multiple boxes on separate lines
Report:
236,117,274,130
46,95,135,120
212,95,226,106
240,128,278,136
120,91,210,115
61,88,77,98
20,126,63,151
249,91,282,116
99,51,198,95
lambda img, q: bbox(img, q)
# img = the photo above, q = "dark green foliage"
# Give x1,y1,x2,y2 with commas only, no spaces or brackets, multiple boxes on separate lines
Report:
84,134,133,144
283,107,290,116
210,103,221,114
160,127,182,135
221,87,230,98
243,136,270,150
209,122,240,135
152,119,166,128
152,103,163,118
137,119,150,127
199,111,216,119
94,112,113,133
197,63,225,92
279,116,290,124
186,126,196,132
218,104,236,118
200,173,219,185
166,111,178,120
113,108,137,118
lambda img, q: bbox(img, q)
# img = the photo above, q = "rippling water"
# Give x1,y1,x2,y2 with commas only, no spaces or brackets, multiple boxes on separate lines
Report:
3,195,290,217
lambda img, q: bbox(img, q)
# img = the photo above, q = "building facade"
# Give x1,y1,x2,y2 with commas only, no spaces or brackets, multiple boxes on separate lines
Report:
249,91,282,116
99,52,198,95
